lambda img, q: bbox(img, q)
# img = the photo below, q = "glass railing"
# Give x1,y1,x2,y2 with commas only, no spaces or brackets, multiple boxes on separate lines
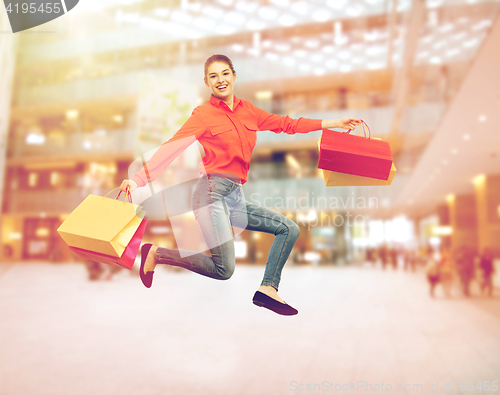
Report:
9,129,135,158
15,72,142,107
7,188,110,214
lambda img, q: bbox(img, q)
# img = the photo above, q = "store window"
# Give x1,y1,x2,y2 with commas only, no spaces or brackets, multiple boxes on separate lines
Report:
28,172,38,188
22,218,59,260
50,171,61,186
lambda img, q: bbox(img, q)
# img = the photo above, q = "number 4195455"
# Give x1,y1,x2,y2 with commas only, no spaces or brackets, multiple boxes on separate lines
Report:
443,381,498,392
5,3,62,13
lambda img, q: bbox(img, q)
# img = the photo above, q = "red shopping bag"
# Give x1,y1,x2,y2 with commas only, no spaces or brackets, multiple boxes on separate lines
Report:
318,121,393,180
70,216,148,270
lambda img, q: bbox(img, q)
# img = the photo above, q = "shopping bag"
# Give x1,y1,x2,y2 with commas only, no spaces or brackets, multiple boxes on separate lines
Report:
318,138,397,186
57,188,146,257
318,121,393,180
69,216,148,270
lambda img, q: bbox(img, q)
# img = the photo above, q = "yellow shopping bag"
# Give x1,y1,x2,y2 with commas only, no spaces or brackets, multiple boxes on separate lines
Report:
318,138,397,186
57,188,146,257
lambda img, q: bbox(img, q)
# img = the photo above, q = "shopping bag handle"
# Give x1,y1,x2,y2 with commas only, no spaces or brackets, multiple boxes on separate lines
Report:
343,120,371,139
103,187,133,204
117,187,133,203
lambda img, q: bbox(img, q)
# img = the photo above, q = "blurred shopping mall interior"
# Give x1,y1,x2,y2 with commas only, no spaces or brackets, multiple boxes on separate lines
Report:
0,0,499,280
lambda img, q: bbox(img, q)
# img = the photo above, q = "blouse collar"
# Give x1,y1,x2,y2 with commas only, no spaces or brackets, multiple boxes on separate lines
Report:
209,94,241,110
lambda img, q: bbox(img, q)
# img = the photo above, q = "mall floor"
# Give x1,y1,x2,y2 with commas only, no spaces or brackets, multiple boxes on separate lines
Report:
0,261,499,395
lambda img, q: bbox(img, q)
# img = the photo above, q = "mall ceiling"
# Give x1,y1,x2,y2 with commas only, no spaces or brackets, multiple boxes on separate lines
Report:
394,14,500,216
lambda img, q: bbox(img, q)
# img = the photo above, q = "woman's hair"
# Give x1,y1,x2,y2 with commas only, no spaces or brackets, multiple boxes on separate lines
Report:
204,54,235,78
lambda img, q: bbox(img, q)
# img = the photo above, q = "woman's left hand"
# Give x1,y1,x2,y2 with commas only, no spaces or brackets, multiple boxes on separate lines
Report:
322,118,363,130
337,117,363,130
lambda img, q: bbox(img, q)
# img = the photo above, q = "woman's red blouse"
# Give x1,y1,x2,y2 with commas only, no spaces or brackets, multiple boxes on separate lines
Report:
132,94,322,187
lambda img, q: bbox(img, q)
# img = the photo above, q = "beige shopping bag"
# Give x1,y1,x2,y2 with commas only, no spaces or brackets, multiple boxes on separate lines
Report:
322,163,397,186
57,188,146,257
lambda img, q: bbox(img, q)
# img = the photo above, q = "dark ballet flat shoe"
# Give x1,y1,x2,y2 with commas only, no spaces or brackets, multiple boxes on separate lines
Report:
140,244,154,288
252,291,298,316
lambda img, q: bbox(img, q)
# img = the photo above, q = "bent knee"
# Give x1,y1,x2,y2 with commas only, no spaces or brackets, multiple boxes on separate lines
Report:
211,241,235,280
289,222,300,239
218,265,235,280
276,221,300,239
212,255,235,280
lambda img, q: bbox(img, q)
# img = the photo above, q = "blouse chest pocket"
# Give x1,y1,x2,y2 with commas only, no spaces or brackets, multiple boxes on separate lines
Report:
210,125,233,136
243,121,258,132
208,124,235,149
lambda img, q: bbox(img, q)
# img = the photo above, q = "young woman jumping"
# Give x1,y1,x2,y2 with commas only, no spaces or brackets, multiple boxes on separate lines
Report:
120,54,361,315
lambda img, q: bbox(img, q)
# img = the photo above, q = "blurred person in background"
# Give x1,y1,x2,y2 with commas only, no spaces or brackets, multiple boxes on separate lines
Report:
390,246,398,270
83,260,122,281
403,249,417,272
426,244,434,259
479,247,495,297
425,253,441,298
379,244,388,270
84,259,103,281
455,246,475,297
119,54,361,316
439,245,454,297
417,245,427,266
366,247,375,265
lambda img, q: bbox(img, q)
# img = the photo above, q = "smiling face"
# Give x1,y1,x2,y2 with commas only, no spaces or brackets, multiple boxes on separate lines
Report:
204,61,237,103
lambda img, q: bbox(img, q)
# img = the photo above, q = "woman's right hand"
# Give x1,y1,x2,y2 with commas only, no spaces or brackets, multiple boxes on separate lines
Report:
120,179,138,193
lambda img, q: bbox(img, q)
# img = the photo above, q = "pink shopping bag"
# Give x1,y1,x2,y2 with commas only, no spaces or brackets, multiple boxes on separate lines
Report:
318,121,393,181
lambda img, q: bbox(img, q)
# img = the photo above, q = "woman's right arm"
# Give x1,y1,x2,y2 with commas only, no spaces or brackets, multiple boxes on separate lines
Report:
120,108,206,193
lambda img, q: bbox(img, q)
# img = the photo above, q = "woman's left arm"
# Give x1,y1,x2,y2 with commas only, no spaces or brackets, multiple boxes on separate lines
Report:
322,118,363,130
251,102,362,134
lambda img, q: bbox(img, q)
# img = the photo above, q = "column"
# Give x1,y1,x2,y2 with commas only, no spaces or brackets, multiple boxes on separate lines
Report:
436,203,451,249
474,174,500,255
447,194,478,252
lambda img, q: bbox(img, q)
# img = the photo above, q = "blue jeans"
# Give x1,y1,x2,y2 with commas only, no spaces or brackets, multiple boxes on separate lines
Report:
154,174,300,290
